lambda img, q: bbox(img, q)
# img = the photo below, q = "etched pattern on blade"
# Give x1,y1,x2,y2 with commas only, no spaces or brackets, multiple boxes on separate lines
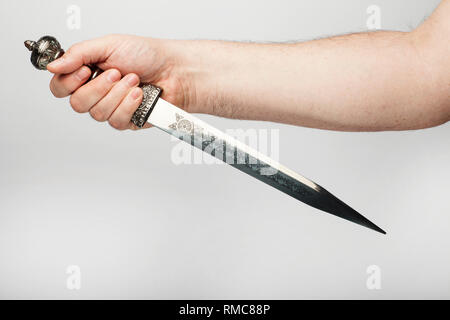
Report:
148,101,386,234
165,113,318,202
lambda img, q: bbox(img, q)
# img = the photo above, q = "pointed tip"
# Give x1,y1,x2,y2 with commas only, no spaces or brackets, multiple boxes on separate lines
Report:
368,222,387,235
24,40,35,51
342,209,387,235
347,206,386,235
349,210,387,235
341,206,387,235
313,186,387,235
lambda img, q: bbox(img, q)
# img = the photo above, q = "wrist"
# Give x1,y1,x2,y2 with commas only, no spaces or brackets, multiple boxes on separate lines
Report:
161,39,224,114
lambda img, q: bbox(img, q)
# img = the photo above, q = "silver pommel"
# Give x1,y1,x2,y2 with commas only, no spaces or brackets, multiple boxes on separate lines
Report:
24,36,64,70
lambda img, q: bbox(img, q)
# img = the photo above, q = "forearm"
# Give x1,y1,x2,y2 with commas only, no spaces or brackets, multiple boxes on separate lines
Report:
45,2,449,132
166,15,449,131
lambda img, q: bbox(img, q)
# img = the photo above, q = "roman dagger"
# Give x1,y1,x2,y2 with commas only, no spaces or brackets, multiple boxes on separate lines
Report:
24,35,386,234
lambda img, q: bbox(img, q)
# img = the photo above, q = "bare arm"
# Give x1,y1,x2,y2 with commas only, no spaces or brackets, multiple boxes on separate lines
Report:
180,1,450,131
48,1,450,131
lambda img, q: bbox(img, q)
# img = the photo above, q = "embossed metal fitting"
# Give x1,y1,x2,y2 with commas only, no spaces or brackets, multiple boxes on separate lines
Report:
131,84,162,127
24,36,64,70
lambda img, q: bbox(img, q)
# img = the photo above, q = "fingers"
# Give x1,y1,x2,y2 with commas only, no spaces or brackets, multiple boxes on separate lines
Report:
49,66,92,98
108,87,143,130
45,35,151,130
69,69,121,113
47,36,113,74
49,63,148,130
89,73,140,122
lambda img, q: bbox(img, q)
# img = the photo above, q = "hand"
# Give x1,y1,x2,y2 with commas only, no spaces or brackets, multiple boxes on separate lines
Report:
47,34,187,130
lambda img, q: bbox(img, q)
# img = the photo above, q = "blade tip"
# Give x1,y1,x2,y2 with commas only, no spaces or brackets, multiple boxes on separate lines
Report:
372,225,387,235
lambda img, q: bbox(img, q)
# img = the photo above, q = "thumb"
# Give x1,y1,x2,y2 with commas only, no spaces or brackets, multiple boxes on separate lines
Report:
47,37,112,74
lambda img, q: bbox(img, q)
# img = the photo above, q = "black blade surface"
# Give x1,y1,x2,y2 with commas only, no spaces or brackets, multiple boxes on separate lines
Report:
151,100,386,234
231,160,386,234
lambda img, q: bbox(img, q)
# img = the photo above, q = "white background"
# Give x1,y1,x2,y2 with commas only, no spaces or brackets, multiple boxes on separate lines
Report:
0,0,448,298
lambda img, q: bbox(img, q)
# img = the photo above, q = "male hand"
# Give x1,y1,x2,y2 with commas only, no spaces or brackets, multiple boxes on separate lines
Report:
47,34,187,130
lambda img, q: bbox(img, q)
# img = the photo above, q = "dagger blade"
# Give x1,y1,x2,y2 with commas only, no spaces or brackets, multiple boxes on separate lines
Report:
148,99,386,234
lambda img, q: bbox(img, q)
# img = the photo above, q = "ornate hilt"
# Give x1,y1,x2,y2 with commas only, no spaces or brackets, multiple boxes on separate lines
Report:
24,36,161,127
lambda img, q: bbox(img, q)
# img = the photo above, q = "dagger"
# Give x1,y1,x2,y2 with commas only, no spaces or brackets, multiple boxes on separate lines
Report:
24,35,386,234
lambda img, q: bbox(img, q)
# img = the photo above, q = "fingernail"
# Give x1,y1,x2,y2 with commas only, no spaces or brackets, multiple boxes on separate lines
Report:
126,74,139,87
47,57,65,69
75,67,90,81
107,69,121,82
131,87,142,100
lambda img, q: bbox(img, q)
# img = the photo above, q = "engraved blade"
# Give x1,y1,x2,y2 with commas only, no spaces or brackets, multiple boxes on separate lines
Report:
148,99,386,234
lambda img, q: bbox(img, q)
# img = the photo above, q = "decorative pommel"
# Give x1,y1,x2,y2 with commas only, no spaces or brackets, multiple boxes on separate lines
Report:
24,36,64,70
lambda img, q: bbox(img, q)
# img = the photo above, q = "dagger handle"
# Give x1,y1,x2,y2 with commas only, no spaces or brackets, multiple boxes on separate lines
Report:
25,36,162,128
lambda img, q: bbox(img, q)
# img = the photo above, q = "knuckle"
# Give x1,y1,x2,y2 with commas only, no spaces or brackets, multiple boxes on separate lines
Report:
66,42,82,55
49,81,58,98
65,48,76,58
109,118,127,131
108,119,120,130
117,122,128,130
49,78,64,98
69,94,86,113
89,107,107,122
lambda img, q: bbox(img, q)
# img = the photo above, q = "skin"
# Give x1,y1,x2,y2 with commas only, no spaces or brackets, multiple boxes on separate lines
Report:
48,0,450,131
